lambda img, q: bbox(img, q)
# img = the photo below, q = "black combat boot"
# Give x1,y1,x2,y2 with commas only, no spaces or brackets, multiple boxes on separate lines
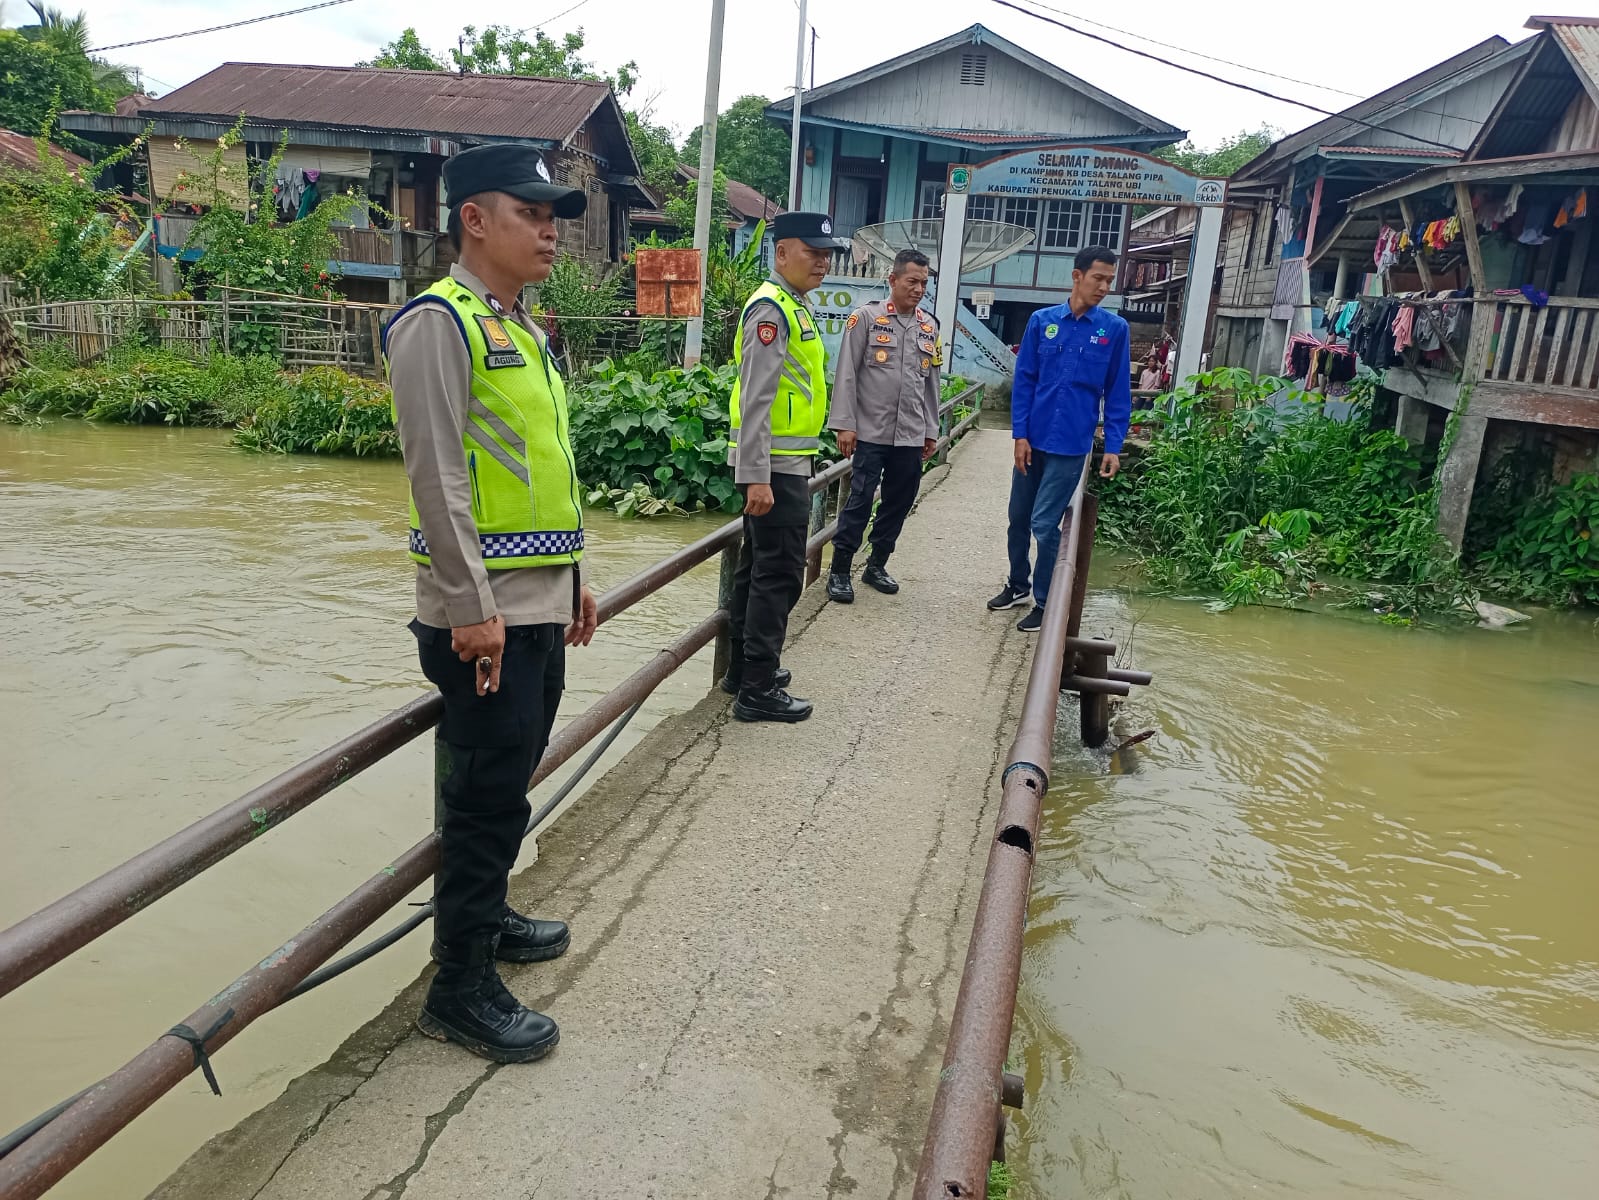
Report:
733,682,814,723
720,665,790,695
827,553,855,603
862,559,899,594
419,934,560,1063
429,908,569,964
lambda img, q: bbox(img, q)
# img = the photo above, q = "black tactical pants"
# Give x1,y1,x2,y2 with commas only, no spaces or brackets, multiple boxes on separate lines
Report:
411,619,564,953
728,473,810,690
832,441,923,565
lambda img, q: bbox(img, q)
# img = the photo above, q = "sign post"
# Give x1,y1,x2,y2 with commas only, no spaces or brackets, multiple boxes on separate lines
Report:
941,147,1227,388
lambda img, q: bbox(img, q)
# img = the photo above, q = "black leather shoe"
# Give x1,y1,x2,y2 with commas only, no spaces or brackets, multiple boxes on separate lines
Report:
720,666,790,696
419,939,559,1064
733,686,814,723
827,571,855,603
430,910,570,964
862,562,899,594
494,909,569,963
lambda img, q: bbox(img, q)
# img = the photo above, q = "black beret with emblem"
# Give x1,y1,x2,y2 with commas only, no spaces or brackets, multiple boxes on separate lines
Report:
444,144,587,220
772,210,849,250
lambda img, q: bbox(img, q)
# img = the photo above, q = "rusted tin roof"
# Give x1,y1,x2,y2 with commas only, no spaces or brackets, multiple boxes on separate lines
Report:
141,64,611,144
0,129,89,174
1532,16,1599,101
677,164,782,222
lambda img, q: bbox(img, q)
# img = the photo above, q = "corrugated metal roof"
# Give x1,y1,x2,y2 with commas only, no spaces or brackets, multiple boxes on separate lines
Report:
1541,18,1599,101
1319,144,1460,157
141,64,610,144
0,129,89,173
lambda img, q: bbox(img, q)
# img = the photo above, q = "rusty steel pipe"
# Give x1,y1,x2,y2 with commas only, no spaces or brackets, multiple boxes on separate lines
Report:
912,769,1042,1199
1107,666,1154,687
0,614,724,1200
593,519,740,625
1004,461,1089,783
0,693,443,1002
912,463,1090,1200
1062,674,1133,697
1000,1072,1025,1110
1064,635,1118,658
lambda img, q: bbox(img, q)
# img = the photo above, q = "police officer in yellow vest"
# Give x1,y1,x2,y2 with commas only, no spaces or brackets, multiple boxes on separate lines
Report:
725,211,847,723
385,144,599,1064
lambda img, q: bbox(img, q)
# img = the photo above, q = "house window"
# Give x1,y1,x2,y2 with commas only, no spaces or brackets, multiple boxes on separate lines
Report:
1043,200,1084,250
1088,202,1123,250
968,195,998,223
1001,197,1040,233
960,53,987,86
917,179,943,219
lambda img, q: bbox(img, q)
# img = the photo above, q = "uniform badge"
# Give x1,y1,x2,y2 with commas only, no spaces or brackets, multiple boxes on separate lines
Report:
921,358,931,370
874,349,889,363
756,321,779,346
874,332,892,344
920,322,934,334
846,313,859,330
1045,323,1060,339
475,314,526,369
917,337,935,353
873,315,891,326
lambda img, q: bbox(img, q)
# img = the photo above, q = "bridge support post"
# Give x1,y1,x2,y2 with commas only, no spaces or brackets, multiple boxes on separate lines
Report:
805,486,827,585
712,543,738,688
1065,491,1111,748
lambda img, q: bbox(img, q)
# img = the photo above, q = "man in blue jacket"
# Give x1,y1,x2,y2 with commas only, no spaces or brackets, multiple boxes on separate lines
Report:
989,245,1130,632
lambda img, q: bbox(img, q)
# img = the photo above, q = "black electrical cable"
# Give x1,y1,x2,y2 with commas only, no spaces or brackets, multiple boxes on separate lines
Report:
990,0,1466,153
0,698,646,1161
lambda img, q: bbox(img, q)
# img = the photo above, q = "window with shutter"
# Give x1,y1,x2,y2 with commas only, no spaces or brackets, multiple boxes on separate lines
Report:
959,53,987,85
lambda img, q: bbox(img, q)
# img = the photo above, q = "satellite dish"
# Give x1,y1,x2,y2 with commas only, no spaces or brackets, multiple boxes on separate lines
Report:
850,218,1037,274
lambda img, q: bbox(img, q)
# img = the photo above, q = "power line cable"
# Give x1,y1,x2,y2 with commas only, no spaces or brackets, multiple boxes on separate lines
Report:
89,0,356,52
515,0,597,37
1018,0,1363,99
989,0,1465,152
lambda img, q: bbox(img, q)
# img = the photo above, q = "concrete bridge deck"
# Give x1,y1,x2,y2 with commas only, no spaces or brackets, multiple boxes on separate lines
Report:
152,429,1037,1200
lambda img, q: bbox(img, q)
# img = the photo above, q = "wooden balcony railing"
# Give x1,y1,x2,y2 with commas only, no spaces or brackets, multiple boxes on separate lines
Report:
1484,296,1599,394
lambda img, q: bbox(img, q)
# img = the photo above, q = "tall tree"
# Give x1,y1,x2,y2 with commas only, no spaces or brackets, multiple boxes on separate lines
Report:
1155,127,1278,178
360,28,446,71
682,94,790,204
450,25,636,94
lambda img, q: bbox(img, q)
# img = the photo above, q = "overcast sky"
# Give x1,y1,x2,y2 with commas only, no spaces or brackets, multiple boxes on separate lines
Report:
36,0,1537,148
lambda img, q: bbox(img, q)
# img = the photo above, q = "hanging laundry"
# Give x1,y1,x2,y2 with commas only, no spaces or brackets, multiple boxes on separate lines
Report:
1520,285,1549,308
1576,188,1589,220
1518,201,1551,246
1392,304,1416,353
1444,215,1461,243
1373,225,1400,273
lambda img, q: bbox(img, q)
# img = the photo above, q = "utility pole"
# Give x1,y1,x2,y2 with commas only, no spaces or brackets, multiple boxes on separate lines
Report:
786,0,808,210
683,0,726,368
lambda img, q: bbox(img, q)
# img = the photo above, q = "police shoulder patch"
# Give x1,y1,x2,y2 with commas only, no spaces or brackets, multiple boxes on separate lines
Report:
846,313,859,331
756,321,779,346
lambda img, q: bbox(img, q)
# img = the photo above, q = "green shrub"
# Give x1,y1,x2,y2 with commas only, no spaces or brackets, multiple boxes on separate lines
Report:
1100,369,1474,616
234,366,397,456
1480,473,1599,606
3,346,287,427
567,359,741,512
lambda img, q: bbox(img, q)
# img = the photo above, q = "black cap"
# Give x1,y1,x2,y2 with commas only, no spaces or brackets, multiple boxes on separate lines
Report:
772,210,848,249
444,144,587,220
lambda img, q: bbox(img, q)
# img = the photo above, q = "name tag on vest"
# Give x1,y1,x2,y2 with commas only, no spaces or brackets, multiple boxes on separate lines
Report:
475,314,527,369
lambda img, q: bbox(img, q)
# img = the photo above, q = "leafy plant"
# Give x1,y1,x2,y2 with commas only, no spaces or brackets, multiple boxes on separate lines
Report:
1099,368,1475,617
234,366,396,456
567,359,740,512
533,254,628,375
1481,473,1599,606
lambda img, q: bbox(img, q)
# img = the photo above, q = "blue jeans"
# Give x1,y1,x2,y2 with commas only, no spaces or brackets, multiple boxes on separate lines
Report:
1006,450,1087,610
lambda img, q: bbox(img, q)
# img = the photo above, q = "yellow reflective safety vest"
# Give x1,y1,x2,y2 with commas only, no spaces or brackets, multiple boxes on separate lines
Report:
385,278,584,569
729,280,828,457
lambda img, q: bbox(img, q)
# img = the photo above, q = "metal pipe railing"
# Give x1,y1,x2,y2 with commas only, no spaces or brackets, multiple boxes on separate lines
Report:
912,462,1090,1200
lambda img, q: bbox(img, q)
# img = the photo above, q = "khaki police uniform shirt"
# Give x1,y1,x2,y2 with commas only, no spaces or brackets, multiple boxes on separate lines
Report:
388,263,583,630
829,299,942,447
729,273,820,485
